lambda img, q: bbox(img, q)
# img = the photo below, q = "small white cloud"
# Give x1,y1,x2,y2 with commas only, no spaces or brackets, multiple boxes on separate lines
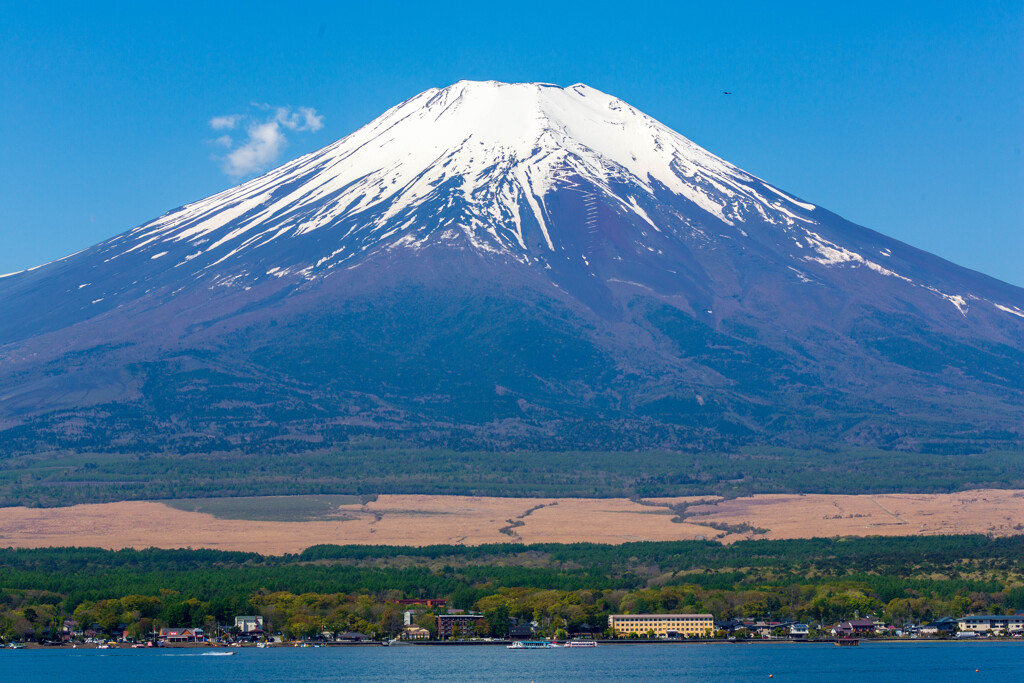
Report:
207,105,324,177
276,106,324,132
209,114,241,130
223,121,286,177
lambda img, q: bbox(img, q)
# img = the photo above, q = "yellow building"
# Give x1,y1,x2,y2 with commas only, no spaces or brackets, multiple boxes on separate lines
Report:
400,625,431,640
608,613,714,638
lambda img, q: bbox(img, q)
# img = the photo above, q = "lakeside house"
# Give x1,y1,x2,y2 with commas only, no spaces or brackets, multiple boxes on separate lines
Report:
714,618,746,633
508,616,535,640
920,617,957,635
831,619,878,637
747,621,786,638
607,614,714,638
159,628,203,643
789,623,809,638
400,625,431,640
569,622,604,639
335,631,371,642
61,619,82,641
234,615,264,634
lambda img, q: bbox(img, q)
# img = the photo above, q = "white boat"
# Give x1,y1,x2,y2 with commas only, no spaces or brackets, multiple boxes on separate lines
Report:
507,640,556,649
564,640,598,648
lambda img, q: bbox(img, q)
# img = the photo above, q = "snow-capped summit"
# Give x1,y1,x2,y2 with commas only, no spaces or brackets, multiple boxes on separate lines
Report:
0,81,1021,455
95,80,817,276
10,79,1016,326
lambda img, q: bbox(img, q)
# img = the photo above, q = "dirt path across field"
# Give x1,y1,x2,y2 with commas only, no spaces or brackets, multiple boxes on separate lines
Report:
0,489,1019,555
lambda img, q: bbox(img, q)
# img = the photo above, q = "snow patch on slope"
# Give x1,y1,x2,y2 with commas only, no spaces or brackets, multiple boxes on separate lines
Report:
763,183,815,211
993,303,1024,319
923,287,969,316
801,229,912,283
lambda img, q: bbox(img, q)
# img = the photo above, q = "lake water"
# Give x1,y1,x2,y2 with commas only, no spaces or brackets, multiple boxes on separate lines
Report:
3,642,1021,682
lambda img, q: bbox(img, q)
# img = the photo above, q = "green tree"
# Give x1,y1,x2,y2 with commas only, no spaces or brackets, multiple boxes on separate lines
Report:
485,604,510,638
413,612,438,638
378,608,403,637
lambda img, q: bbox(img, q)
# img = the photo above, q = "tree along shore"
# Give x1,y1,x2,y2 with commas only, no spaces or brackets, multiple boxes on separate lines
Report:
0,535,1020,642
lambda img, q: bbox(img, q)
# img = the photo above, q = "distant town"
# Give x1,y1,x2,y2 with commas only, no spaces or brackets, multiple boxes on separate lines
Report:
11,601,1024,649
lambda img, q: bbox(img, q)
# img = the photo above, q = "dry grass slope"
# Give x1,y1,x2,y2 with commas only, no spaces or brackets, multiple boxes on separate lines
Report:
0,490,1020,555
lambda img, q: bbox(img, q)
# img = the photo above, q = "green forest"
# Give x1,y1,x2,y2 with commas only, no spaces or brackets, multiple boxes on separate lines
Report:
0,444,1021,507
1,535,1021,642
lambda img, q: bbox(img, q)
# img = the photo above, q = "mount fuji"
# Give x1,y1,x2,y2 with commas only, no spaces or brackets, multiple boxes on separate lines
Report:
1,80,1022,456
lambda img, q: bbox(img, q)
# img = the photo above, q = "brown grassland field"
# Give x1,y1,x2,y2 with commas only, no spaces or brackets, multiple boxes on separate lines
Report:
0,489,1020,554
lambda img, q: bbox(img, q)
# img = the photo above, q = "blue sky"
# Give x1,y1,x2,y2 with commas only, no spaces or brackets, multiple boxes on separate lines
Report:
2,1,1021,285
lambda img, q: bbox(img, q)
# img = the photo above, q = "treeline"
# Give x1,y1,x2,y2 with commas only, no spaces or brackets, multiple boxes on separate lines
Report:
2,444,1023,507
0,535,1022,641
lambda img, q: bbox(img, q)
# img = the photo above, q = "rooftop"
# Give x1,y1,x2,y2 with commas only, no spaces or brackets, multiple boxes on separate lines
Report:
609,614,714,618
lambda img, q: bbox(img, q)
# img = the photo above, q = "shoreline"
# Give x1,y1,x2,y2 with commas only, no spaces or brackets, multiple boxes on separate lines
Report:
17,637,1022,650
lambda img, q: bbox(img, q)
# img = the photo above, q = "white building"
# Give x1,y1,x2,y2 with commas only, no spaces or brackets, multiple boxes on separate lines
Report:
235,615,264,633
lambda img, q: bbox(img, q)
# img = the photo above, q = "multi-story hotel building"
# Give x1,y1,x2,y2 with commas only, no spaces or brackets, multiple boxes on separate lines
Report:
608,613,714,637
957,614,1024,634
436,613,485,639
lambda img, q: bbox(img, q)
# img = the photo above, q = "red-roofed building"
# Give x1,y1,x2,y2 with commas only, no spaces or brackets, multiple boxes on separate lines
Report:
159,628,202,643
396,599,446,608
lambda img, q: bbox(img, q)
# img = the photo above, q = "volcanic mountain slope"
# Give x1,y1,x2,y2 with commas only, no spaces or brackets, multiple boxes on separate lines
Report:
1,80,1022,455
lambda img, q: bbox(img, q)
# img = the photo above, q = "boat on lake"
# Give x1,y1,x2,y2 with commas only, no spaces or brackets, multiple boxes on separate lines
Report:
564,640,598,648
507,641,556,649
